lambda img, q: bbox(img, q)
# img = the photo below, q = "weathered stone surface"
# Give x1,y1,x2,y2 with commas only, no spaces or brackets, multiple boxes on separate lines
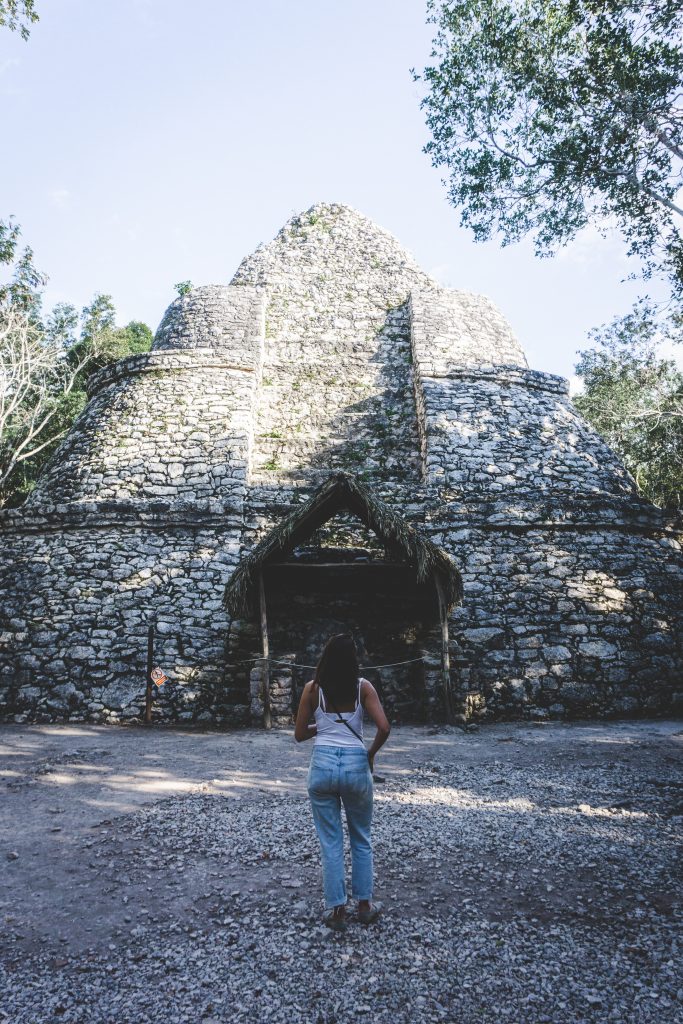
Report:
0,202,682,725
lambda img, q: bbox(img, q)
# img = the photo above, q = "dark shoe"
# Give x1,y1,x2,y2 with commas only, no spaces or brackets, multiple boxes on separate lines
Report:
323,909,348,932
358,900,383,925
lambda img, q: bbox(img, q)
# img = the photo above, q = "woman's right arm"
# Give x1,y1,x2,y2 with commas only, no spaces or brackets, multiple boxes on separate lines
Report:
294,681,317,743
362,680,390,770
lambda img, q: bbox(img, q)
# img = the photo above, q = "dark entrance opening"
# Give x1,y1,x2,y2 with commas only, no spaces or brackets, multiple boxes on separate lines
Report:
263,556,441,722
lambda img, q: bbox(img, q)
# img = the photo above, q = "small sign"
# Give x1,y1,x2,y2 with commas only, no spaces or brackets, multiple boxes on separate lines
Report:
151,666,167,687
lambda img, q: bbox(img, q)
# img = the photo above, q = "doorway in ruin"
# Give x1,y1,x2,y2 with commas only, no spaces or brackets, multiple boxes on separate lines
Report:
263,556,441,722
224,473,463,726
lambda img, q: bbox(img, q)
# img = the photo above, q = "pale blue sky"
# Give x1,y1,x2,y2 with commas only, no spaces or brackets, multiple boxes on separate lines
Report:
1,0,659,382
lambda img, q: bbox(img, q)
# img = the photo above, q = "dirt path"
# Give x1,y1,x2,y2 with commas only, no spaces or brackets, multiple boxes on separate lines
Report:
1,720,682,1023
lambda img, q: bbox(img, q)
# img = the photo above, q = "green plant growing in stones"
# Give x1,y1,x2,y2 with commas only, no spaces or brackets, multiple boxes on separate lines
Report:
306,212,333,233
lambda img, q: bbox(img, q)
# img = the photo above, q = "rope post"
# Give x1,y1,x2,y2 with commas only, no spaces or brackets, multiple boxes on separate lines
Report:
258,572,272,730
434,576,454,725
144,621,155,726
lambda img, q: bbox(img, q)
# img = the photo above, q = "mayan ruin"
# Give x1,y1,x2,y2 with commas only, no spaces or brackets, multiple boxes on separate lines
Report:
1,202,681,727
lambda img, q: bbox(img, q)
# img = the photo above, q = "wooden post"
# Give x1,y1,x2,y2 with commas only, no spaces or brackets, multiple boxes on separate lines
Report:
258,572,272,730
435,576,454,725
144,622,155,725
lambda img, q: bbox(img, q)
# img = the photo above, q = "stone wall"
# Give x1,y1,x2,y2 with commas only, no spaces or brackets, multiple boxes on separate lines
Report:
410,287,528,373
29,350,263,507
0,506,246,724
1,494,681,725
409,288,636,497
436,502,683,718
412,365,636,495
153,284,265,353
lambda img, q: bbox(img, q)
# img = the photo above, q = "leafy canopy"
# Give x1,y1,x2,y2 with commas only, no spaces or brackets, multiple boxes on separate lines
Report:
574,302,683,510
0,217,46,315
417,1,683,294
0,1,38,39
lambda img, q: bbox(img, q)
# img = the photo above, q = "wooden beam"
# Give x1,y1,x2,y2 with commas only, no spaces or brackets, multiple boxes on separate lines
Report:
144,621,154,726
258,571,272,730
435,575,454,725
263,562,416,573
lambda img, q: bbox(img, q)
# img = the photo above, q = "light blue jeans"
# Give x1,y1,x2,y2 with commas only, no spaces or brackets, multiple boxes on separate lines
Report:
307,744,374,909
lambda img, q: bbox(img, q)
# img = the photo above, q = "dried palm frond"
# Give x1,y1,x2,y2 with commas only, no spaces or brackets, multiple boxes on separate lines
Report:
224,472,462,618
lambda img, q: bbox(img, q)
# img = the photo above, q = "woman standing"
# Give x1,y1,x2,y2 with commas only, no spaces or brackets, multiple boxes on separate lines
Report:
294,632,391,931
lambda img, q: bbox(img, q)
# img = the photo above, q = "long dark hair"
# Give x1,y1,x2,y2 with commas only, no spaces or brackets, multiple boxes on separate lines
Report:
314,633,360,706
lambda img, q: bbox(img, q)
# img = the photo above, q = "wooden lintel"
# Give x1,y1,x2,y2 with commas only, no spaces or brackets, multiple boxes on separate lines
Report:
263,561,413,571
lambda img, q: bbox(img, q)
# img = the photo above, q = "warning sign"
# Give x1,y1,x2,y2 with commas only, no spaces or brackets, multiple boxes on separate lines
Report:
151,666,167,687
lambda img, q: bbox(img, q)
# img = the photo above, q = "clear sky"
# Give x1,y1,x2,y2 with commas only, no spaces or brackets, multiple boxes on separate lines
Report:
0,0,663,383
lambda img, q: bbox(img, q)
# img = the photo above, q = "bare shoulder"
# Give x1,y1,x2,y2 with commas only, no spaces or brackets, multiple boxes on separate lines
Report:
360,678,378,703
297,680,316,713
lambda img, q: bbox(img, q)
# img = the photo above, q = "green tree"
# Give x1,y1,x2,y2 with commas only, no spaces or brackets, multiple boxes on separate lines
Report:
0,230,152,507
67,297,153,381
174,280,193,297
574,303,683,510
0,217,46,314
417,1,683,294
0,1,38,39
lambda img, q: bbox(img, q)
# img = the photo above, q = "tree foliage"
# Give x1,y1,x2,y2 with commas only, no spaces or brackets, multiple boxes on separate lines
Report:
0,221,152,507
574,302,683,510
0,218,46,314
0,0,38,39
417,1,683,295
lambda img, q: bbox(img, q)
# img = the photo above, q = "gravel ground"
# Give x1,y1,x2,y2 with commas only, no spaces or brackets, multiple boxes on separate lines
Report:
1,720,682,1023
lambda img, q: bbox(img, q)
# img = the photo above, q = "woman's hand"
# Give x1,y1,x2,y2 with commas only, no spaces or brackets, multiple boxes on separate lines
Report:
368,751,375,774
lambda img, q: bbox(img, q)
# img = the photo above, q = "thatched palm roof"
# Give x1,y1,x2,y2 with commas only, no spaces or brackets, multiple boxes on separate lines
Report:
223,472,463,618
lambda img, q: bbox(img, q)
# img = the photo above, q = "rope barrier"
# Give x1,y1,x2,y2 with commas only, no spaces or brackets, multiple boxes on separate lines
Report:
234,655,428,671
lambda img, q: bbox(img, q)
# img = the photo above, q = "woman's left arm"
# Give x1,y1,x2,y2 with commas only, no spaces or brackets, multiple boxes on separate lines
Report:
294,681,317,743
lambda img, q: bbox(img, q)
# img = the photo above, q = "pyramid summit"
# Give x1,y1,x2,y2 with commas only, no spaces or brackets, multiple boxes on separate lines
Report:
1,204,681,725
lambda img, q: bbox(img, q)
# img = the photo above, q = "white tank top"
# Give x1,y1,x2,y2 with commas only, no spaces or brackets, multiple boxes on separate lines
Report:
313,679,366,749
